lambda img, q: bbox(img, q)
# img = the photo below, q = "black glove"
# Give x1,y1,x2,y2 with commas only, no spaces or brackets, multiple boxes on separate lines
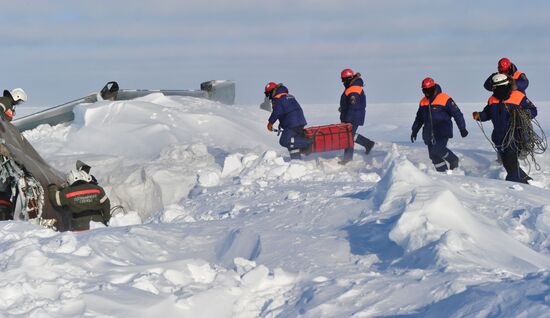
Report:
460,129,468,138
410,131,417,143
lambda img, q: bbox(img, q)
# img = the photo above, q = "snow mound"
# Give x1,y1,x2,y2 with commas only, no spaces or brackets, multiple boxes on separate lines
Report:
372,153,433,212
365,157,550,274
68,95,276,159
408,271,550,318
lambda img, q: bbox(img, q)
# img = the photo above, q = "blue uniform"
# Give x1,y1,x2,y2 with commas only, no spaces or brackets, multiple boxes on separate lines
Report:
340,77,366,126
484,64,529,93
412,85,466,171
412,85,466,142
478,90,537,183
479,90,536,146
268,85,310,159
339,76,374,161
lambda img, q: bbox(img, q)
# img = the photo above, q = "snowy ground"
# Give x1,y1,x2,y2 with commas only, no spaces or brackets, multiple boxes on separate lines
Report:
2,95,550,317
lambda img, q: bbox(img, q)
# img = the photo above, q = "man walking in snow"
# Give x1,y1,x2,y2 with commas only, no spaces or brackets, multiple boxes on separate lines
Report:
265,82,311,160
338,69,375,164
411,77,468,172
48,161,111,230
473,74,537,183
483,58,529,94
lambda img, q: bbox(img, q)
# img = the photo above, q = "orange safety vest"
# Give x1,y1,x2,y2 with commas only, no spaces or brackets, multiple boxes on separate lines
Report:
344,86,363,96
273,93,288,99
488,90,525,106
512,71,524,80
420,93,451,107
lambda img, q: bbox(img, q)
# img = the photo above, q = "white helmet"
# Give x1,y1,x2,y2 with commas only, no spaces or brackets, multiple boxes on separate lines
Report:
66,169,92,185
491,73,510,87
10,88,27,103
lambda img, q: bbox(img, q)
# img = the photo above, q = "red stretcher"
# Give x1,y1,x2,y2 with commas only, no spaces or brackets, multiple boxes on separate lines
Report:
303,123,354,154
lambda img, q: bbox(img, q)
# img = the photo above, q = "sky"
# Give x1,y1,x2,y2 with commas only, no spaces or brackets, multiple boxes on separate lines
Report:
1,0,549,108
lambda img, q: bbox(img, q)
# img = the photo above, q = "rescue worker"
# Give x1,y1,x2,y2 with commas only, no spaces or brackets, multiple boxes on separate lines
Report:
0,88,27,122
265,82,311,160
339,69,375,164
411,77,468,172
473,73,537,183
48,161,111,231
0,88,27,220
484,58,529,93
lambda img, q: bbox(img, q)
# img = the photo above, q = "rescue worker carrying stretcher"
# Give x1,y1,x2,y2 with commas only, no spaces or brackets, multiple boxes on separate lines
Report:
48,161,111,231
473,74,537,183
484,57,529,94
265,82,311,160
338,69,375,164
0,88,27,220
411,77,468,172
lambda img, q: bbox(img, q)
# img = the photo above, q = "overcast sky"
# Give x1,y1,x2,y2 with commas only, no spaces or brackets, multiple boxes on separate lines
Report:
1,1,549,107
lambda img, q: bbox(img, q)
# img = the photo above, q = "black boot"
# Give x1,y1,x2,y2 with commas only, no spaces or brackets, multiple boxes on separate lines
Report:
339,147,353,165
364,140,375,155
356,134,375,155
448,159,459,170
301,145,312,156
289,149,302,160
434,161,448,172
338,157,353,165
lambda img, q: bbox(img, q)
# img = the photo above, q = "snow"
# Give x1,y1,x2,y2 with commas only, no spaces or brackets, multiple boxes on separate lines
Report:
2,94,550,317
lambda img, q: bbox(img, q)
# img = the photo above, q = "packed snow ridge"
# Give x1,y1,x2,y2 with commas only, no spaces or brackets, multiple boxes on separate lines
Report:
2,94,549,317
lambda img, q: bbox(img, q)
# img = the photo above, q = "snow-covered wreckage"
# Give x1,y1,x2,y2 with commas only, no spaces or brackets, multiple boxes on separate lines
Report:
1,80,234,231
0,118,68,230
13,80,235,132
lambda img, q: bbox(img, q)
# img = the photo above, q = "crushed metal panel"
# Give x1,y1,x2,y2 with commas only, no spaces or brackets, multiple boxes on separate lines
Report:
0,120,69,230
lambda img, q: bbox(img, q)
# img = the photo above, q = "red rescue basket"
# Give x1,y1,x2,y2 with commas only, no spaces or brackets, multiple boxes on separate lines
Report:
303,123,354,153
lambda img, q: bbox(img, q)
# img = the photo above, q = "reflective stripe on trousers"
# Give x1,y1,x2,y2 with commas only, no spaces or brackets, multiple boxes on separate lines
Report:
434,161,447,169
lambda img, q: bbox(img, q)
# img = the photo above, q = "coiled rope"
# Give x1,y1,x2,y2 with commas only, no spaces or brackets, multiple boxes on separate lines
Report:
502,107,547,171
476,107,547,172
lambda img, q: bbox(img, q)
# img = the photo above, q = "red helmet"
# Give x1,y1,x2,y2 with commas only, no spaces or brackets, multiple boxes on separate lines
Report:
264,82,277,94
421,77,436,89
498,58,511,74
341,68,354,79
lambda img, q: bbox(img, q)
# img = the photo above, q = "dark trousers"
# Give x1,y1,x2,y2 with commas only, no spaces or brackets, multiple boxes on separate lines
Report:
343,125,374,160
499,147,530,183
0,186,14,221
0,204,12,221
426,137,458,172
280,126,311,160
